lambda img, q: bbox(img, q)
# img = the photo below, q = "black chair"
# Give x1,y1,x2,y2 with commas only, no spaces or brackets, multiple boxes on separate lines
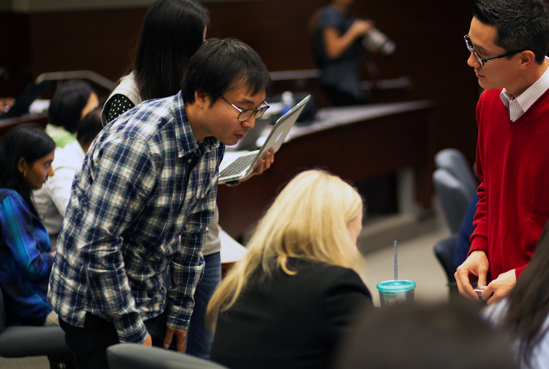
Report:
433,234,460,300
107,343,228,369
0,285,69,359
433,168,472,234
434,148,477,200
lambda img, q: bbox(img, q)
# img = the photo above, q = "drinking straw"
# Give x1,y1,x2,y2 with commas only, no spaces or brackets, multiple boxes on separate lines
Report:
394,240,398,280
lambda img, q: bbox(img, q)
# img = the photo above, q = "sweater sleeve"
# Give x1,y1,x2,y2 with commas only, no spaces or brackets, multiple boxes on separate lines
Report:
469,94,488,256
0,192,54,281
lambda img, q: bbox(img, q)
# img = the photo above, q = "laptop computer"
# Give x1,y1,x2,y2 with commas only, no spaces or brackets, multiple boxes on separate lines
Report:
218,94,311,184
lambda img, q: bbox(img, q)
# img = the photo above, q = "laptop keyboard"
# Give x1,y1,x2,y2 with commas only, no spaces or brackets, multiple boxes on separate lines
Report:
220,153,256,178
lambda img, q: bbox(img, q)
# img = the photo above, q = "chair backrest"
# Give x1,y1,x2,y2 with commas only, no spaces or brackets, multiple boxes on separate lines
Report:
433,234,458,284
107,343,228,369
433,169,471,234
434,148,477,201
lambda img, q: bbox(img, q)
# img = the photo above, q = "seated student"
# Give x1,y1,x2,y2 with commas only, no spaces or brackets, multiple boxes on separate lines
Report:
46,80,99,148
336,301,516,369
484,221,549,369
34,107,104,247
207,169,373,369
0,124,56,326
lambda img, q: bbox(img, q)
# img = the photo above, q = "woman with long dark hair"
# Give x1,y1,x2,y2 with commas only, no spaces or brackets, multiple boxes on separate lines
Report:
101,0,210,124
0,124,56,326
485,221,549,368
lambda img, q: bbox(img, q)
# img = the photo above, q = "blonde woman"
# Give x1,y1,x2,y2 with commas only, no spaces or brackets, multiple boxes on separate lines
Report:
208,169,373,369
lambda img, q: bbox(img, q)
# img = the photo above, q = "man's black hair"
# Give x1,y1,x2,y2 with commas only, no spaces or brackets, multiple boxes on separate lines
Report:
473,0,549,64
77,106,103,146
337,301,517,369
182,38,272,105
48,80,94,133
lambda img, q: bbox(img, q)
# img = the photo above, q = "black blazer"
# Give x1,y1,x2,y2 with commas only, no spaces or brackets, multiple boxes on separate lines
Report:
210,257,373,369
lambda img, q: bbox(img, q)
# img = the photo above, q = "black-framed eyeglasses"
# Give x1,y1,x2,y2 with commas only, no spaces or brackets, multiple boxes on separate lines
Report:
464,35,533,66
221,96,270,122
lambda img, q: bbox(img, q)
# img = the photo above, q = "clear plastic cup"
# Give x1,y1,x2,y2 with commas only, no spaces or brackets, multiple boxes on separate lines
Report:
376,280,416,306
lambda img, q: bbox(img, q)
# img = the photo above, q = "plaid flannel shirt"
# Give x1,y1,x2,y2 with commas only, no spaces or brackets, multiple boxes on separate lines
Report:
48,91,224,344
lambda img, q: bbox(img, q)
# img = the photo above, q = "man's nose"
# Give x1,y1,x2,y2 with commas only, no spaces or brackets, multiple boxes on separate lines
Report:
467,52,480,67
242,116,255,130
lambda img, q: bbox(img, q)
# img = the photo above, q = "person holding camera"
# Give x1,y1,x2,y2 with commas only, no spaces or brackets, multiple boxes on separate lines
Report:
311,0,373,106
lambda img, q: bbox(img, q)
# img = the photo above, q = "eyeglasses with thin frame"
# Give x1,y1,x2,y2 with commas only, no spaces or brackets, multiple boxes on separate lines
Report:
221,96,270,122
464,35,533,66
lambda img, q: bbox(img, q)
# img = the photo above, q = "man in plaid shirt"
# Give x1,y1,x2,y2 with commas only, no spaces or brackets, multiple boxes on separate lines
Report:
48,38,271,369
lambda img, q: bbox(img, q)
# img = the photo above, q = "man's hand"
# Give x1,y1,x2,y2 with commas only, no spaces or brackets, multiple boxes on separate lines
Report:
164,326,187,353
142,334,152,347
241,148,275,182
482,269,516,305
455,250,489,301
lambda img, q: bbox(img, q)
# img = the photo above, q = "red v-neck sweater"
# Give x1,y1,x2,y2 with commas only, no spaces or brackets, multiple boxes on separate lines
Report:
470,88,549,282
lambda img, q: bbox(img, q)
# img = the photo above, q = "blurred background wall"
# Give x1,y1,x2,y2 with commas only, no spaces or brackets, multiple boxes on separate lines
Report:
0,0,480,164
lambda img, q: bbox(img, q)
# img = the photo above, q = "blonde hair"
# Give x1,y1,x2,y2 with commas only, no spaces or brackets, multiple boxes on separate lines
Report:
206,169,364,329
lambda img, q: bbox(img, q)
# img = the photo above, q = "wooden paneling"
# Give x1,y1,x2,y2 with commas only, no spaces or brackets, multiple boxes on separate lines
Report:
1,0,479,164
0,13,32,98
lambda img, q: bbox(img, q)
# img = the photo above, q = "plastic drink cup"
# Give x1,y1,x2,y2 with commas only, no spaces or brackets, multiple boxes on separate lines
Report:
376,280,416,306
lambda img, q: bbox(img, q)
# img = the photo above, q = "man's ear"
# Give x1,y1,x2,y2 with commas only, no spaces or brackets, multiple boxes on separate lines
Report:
519,50,536,70
194,90,210,110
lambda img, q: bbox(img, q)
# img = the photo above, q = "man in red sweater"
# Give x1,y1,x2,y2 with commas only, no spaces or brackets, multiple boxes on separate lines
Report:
455,0,549,304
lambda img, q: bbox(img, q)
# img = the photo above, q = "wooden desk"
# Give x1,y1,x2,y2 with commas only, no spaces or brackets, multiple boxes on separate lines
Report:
0,113,48,143
217,100,435,239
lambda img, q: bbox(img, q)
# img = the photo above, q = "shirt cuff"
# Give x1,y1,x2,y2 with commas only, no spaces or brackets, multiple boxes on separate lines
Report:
468,235,488,257
515,264,527,279
112,311,149,344
166,302,193,331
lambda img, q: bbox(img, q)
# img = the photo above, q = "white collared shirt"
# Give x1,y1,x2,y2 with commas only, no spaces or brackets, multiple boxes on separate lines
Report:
500,57,549,122
33,140,86,236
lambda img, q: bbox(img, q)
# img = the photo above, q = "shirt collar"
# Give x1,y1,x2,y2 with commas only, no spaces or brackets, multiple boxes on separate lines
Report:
500,57,549,121
173,92,221,158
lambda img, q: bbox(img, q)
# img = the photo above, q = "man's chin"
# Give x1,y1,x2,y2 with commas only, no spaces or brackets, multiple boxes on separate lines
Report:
222,135,244,146
220,138,239,146
477,77,497,91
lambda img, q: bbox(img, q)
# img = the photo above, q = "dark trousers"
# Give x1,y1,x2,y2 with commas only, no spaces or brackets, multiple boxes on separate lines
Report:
59,311,168,369
185,252,221,359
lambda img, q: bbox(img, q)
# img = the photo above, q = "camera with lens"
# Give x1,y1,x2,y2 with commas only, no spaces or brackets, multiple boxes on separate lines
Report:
363,28,396,57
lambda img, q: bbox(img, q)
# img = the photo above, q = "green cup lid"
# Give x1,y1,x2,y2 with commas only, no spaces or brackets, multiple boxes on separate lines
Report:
376,280,416,292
